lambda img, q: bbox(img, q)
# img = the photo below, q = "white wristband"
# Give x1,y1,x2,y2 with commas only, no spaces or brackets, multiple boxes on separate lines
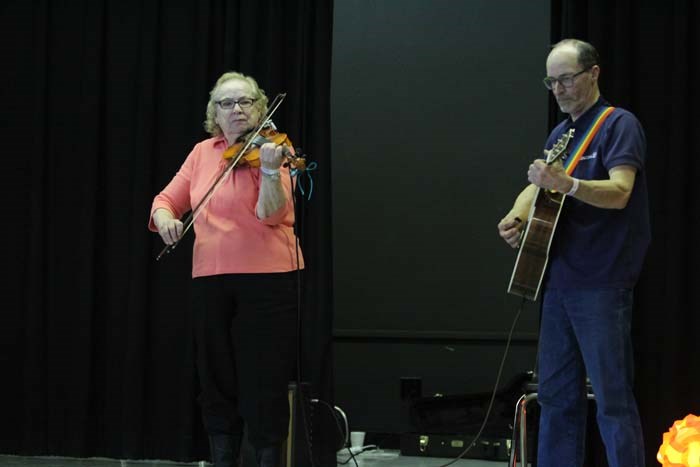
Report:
260,166,280,175
566,178,580,197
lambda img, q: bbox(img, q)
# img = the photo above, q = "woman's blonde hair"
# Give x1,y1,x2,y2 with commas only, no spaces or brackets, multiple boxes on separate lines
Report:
203,71,269,136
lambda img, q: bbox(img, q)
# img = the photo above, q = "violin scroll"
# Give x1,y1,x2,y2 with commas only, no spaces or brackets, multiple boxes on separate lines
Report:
283,150,306,171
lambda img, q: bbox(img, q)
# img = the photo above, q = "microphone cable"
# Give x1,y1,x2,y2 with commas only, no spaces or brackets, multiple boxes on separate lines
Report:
286,160,319,467
433,296,526,467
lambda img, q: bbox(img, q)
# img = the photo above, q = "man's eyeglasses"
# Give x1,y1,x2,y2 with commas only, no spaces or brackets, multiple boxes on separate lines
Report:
216,98,257,110
543,66,593,90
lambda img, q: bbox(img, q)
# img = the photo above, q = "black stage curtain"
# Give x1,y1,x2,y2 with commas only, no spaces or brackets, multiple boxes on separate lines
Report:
2,0,334,464
551,0,700,465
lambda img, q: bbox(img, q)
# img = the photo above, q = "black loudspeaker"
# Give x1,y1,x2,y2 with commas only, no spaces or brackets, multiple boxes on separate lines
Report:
286,382,340,467
238,382,337,467
284,382,305,467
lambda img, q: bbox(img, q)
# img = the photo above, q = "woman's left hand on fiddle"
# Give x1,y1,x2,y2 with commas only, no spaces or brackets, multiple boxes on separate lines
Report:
259,142,286,170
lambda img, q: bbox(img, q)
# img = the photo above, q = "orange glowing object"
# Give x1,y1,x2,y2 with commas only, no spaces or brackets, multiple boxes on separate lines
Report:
657,414,700,466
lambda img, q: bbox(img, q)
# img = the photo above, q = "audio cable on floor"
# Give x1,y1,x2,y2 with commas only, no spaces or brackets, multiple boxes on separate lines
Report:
433,297,526,467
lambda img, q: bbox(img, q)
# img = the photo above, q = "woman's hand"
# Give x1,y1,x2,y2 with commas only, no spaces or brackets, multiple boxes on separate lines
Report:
153,208,183,245
259,142,286,170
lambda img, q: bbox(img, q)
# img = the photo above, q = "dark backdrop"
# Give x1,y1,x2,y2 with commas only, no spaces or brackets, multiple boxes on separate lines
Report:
331,0,549,338
329,0,549,444
2,0,333,464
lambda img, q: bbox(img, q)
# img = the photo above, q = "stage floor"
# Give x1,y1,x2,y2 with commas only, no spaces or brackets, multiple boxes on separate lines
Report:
0,453,523,467
336,448,516,466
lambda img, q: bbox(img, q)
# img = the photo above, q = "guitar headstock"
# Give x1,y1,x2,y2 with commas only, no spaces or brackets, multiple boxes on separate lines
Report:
545,128,575,165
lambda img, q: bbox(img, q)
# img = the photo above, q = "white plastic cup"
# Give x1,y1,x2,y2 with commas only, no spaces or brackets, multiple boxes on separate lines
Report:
350,431,366,449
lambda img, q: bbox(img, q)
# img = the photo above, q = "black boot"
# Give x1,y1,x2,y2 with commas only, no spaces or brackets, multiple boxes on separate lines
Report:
209,434,242,467
255,445,281,467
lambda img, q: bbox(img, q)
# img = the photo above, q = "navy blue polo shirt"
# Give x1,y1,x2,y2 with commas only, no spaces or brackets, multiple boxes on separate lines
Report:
544,97,650,289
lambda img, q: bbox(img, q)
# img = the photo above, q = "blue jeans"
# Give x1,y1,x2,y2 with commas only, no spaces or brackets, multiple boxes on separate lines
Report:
536,288,644,467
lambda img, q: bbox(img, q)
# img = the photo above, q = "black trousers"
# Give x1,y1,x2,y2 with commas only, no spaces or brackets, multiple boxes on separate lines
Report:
191,272,298,450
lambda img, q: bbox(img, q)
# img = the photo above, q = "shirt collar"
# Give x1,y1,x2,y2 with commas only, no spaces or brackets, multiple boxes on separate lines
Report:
213,135,228,148
567,96,610,131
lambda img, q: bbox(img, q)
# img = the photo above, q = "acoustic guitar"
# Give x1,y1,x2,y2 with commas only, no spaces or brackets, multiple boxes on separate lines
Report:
507,128,576,300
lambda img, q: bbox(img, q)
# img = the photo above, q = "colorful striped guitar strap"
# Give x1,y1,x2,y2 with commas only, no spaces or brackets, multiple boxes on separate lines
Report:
563,106,615,175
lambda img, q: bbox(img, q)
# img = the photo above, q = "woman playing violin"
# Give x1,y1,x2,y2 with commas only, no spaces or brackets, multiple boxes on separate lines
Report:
148,71,303,467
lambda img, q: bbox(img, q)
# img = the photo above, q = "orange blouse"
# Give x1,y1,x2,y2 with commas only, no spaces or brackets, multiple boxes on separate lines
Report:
149,136,304,277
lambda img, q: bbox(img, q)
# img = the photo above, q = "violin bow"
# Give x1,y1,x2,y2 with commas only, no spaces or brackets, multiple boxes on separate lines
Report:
156,93,287,261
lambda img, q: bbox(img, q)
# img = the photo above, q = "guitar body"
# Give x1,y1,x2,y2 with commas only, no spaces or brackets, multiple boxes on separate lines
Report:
507,189,565,300
506,128,575,301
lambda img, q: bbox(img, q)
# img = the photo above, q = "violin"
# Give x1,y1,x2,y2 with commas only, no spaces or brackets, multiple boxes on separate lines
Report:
222,126,306,171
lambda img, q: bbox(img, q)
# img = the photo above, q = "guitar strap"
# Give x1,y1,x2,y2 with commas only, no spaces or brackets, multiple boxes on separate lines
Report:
563,106,615,175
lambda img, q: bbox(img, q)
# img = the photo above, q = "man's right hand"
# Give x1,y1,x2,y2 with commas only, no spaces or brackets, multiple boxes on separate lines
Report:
498,215,523,249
